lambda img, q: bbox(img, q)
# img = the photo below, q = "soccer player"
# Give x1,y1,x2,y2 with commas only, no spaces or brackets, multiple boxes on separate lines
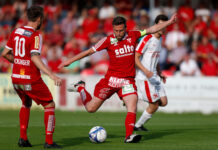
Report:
1,6,62,148
134,14,169,131
59,14,177,143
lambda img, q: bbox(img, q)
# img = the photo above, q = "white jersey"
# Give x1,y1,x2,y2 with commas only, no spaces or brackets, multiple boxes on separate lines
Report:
135,34,161,80
135,34,166,102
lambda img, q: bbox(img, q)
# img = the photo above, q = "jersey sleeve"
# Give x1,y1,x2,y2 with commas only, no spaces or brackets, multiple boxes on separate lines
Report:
30,32,43,54
5,31,14,50
130,30,142,39
92,37,109,52
135,34,152,54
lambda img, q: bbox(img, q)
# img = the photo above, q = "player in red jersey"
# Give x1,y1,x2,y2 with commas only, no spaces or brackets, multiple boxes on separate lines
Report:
1,6,62,148
59,14,177,143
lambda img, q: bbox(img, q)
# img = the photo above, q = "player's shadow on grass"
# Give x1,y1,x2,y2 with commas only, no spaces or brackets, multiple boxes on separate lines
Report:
58,136,112,147
141,129,183,141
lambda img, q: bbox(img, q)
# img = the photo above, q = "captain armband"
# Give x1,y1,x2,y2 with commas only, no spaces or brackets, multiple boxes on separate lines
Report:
140,30,147,37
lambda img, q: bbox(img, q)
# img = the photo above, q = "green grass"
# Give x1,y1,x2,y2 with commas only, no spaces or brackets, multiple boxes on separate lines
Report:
0,110,218,150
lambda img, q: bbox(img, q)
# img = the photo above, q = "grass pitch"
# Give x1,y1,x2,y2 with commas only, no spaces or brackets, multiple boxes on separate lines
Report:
0,110,218,150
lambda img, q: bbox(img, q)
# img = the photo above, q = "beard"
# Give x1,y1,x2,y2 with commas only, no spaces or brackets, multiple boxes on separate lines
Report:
36,22,42,30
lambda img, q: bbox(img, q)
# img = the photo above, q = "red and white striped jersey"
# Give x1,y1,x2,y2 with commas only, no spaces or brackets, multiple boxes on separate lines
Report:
6,26,42,84
135,34,161,80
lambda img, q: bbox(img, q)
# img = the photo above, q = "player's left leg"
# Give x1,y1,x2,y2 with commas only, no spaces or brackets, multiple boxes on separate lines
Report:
123,94,141,143
43,101,61,148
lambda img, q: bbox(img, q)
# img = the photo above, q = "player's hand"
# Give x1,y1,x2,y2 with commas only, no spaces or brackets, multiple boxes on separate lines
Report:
146,71,154,79
148,75,160,86
160,74,167,84
58,61,70,69
169,13,177,24
50,74,62,86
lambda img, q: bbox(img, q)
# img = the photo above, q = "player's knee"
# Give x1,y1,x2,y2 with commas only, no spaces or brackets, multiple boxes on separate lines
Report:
159,98,168,107
43,101,55,108
161,100,168,106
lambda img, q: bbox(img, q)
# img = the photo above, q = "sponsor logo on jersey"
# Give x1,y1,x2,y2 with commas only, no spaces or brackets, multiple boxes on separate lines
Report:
127,38,132,43
15,28,33,37
110,37,118,45
108,76,130,88
23,30,33,37
14,58,30,66
20,68,25,75
15,28,25,35
115,45,134,57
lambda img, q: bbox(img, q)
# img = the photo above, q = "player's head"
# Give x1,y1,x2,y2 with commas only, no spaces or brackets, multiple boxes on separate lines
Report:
154,14,168,35
112,16,127,41
27,5,44,30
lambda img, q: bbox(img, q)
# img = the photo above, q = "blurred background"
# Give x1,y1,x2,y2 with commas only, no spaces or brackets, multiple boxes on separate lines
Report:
0,0,218,113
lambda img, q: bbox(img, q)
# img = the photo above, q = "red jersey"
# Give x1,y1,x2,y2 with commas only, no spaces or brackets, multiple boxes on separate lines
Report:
6,26,42,84
92,30,141,79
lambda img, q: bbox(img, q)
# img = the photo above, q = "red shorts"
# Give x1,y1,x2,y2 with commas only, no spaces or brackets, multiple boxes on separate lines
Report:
13,78,53,106
94,76,137,101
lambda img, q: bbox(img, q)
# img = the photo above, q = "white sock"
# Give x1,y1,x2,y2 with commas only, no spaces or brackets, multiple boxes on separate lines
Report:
135,110,152,128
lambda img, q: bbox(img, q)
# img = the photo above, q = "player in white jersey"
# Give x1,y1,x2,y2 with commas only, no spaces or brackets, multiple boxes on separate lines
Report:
134,15,169,131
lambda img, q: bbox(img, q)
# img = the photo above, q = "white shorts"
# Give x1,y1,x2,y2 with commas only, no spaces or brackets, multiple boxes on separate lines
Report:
136,78,166,103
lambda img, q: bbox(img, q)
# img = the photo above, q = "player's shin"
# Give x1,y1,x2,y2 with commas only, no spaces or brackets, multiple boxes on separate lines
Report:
44,107,55,145
125,112,136,138
19,105,30,140
78,87,92,105
135,110,152,128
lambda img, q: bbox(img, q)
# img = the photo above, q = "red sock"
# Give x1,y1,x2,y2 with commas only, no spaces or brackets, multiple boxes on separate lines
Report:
78,87,92,105
44,107,55,144
19,105,30,140
125,112,136,138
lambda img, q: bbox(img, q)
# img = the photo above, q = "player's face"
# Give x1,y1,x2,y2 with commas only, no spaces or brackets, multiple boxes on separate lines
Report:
158,20,167,35
113,24,126,41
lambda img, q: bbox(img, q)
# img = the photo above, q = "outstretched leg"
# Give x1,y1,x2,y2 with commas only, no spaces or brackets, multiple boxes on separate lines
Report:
68,81,104,113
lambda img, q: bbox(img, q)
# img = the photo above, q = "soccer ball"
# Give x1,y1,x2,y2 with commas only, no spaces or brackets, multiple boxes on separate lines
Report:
89,126,107,143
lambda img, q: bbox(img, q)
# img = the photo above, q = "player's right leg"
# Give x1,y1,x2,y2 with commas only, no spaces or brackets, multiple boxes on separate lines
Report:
13,85,32,147
67,80,111,113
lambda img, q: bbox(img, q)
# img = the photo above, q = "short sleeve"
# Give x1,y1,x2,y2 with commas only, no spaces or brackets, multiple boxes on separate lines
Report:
135,34,152,54
30,33,43,54
131,30,142,39
5,31,14,50
92,37,109,52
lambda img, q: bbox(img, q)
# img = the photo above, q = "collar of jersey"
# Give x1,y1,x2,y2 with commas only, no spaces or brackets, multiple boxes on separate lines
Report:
24,26,35,30
113,33,128,41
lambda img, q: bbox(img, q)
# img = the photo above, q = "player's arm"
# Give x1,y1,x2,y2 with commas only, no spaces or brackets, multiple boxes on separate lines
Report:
31,53,62,86
58,47,95,69
1,47,14,63
140,13,177,36
157,63,166,83
135,52,153,78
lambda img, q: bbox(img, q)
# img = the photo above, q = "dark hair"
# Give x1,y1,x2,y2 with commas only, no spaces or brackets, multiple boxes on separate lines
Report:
154,14,168,24
27,5,44,22
112,16,126,27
